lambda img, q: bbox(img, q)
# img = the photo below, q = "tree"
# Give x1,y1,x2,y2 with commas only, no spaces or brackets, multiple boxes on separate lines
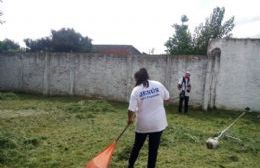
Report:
165,15,193,55
193,7,235,54
51,28,92,52
165,7,235,55
24,28,92,52
0,39,20,53
181,15,189,24
24,37,52,52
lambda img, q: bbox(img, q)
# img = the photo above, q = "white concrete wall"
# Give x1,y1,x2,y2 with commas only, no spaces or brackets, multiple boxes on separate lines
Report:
1,39,259,112
0,53,207,106
206,39,260,111
0,54,21,91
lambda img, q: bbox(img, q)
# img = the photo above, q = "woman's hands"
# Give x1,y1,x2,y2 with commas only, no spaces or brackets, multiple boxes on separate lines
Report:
128,110,135,125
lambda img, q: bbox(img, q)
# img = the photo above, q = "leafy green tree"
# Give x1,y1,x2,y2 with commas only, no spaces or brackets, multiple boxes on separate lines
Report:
193,7,235,54
24,37,52,52
24,28,92,52
51,28,92,52
165,15,193,55
0,39,20,53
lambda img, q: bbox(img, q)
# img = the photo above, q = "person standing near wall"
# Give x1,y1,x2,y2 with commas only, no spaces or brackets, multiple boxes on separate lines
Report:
178,71,191,113
127,68,170,168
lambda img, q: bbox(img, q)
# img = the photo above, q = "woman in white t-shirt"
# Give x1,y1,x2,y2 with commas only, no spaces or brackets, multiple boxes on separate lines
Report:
128,68,170,168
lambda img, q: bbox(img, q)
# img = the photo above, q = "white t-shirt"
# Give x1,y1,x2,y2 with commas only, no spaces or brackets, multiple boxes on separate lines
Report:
128,80,170,133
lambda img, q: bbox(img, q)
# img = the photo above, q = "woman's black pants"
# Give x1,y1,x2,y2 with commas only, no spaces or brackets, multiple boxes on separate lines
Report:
128,131,163,168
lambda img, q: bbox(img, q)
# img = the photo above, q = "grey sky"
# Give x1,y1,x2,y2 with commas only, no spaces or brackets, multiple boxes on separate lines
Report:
0,0,259,54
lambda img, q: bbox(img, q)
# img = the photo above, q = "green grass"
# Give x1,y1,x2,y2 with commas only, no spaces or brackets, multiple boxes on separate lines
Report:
0,92,259,168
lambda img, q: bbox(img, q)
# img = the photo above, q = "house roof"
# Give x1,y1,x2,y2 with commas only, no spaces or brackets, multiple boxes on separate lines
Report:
92,45,141,56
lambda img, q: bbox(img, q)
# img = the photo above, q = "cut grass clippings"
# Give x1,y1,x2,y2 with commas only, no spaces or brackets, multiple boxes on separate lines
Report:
0,92,259,168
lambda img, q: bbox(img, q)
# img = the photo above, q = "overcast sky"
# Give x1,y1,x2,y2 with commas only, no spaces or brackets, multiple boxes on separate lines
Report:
0,0,260,54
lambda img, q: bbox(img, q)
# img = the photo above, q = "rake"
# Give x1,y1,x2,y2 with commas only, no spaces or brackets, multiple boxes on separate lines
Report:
85,124,130,168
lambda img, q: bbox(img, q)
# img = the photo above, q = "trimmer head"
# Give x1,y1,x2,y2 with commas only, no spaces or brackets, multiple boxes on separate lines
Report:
206,137,219,149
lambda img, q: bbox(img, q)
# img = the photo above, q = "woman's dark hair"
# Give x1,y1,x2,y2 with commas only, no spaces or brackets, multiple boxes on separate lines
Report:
134,68,149,87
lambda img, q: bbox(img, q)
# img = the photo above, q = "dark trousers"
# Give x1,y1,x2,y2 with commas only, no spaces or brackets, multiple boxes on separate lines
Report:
179,95,189,113
128,131,163,168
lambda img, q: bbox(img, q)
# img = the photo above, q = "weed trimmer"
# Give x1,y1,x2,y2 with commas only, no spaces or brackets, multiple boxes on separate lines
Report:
206,107,250,149
85,124,130,168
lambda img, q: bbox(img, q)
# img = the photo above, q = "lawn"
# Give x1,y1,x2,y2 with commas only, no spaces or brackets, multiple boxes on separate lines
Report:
0,92,259,168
